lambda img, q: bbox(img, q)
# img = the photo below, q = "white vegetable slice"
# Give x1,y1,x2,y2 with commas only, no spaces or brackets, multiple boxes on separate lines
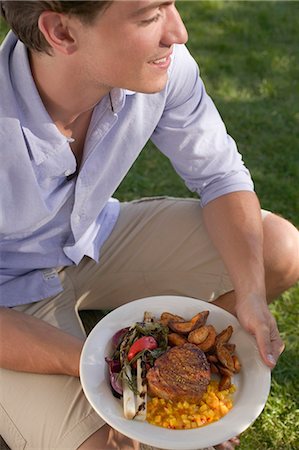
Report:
143,311,155,323
134,358,147,421
133,311,154,420
122,363,136,419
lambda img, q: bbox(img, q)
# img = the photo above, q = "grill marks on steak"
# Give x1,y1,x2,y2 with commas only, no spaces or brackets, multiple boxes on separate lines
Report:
146,343,211,403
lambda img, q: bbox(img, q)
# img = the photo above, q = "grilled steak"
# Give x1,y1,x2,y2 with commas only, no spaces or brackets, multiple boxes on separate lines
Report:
146,343,210,403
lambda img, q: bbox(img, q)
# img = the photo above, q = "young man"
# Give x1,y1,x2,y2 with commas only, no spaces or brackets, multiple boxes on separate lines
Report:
0,1,298,449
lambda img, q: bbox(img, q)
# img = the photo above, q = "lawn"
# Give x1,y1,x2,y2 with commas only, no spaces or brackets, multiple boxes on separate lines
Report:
1,2,298,449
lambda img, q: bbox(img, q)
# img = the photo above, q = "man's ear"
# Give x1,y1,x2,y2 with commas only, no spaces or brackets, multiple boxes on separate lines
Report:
38,11,78,55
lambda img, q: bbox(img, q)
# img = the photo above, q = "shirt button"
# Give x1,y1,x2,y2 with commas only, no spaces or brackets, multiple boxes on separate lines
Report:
64,169,72,176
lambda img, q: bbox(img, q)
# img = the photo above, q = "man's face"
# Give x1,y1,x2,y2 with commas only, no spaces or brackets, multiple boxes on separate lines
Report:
75,0,188,94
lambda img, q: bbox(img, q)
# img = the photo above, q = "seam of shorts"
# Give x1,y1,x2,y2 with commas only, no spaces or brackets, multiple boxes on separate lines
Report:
129,195,175,203
129,196,199,204
56,410,104,450
0,403,27,450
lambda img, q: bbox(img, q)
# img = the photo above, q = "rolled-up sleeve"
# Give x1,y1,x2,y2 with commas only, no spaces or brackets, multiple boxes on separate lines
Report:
151,44,254,206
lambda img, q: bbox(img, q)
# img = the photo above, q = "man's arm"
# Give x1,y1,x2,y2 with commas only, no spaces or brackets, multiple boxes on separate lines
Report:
0,307,83,376
202,190,284,367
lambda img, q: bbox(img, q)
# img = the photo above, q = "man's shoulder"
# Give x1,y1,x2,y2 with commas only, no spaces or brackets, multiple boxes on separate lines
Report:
169,43,199,78
159,43,202,109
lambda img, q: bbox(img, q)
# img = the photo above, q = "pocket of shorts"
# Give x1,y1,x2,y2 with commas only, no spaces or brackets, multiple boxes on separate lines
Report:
0,404,26,450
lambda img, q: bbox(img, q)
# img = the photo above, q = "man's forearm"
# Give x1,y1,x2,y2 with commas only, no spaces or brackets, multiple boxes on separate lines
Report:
0,307,84,377
203,191,286,368
202,191,266,303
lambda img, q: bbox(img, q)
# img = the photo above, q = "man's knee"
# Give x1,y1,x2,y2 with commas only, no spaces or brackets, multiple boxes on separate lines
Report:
263,213,299,294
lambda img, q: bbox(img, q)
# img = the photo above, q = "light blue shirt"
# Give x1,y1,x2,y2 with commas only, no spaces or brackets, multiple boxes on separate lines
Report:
0,32,254,307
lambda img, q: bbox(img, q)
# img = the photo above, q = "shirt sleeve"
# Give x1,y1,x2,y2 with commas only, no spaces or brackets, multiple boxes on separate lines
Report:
151,44,254,206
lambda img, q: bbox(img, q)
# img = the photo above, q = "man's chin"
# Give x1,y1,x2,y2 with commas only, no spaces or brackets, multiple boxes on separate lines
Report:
125,73,169,95
136,79,168,94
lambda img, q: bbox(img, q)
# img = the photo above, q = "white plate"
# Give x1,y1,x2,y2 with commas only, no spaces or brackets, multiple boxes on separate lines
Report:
80,296,271,450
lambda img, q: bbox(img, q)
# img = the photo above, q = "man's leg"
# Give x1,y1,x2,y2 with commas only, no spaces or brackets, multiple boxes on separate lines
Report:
0,277,106,450
213,211,299,314
78,425,140,450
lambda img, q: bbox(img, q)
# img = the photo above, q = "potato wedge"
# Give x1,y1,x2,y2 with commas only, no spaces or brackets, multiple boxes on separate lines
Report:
210,362,220,374
218,365,234,377
168,310,209,334
188,325,209,345
207,354,218,364
160,312,185,327
216,343,235,372
232,355,242,373
224,343,236,354
219,374,231,391
215,325,233,345
167,332,188,347
196,325,216,352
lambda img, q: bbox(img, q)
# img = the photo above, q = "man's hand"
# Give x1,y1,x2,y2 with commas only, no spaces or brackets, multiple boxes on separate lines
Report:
235,293,285,367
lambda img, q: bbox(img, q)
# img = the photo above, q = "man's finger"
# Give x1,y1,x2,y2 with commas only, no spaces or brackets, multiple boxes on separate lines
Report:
254,323,277,368
254,321,284,368
269,326,285,362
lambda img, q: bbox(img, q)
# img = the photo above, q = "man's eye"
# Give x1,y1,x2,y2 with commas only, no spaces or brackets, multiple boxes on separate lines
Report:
141,13,161,25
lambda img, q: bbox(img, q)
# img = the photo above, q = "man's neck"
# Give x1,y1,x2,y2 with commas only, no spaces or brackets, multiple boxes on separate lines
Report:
29,50,111,134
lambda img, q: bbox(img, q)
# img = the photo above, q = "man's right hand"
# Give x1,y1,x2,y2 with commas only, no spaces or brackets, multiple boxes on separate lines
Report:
235,293,285,368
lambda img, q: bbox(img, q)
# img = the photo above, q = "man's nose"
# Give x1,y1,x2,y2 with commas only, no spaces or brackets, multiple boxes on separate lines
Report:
161,5,188,47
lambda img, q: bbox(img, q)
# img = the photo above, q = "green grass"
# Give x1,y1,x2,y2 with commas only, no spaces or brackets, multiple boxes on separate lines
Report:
1,2,298,448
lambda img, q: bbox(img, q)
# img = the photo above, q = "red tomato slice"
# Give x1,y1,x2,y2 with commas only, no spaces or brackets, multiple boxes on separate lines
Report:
127,336,158,361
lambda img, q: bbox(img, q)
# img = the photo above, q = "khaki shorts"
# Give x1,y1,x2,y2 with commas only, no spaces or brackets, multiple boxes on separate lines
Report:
0,197,268,449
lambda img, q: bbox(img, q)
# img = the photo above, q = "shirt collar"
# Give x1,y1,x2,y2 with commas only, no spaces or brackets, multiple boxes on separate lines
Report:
9,34,69,165
109,88,136,114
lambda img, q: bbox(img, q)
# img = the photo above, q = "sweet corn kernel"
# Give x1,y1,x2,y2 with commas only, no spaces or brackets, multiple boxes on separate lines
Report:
220,404,229,415
146,380,235,430
199,404,208,412
226,400,233,409
217,392,225,400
